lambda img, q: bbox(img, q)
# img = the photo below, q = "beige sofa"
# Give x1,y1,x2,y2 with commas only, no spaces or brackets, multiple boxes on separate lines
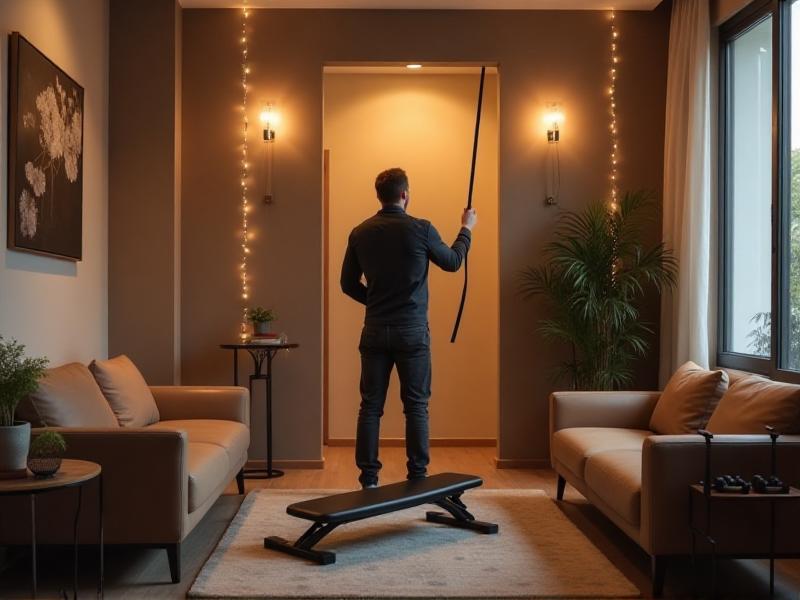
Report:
550,379,800,597
0,364,250,584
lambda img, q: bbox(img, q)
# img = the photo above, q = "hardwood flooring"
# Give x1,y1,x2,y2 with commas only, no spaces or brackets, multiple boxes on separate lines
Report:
1,446,798,598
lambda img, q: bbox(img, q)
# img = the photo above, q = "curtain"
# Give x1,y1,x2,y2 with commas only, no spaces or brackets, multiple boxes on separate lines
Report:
659,0,713,386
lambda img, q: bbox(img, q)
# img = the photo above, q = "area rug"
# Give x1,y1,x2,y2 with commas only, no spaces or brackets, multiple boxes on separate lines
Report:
189,489,639,599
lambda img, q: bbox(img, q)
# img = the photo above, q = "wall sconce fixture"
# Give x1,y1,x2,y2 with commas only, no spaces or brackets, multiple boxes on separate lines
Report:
544,103,564,143
259,102,279,203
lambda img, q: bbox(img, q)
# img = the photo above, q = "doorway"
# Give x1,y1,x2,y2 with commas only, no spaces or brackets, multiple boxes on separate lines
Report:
323,65,499,447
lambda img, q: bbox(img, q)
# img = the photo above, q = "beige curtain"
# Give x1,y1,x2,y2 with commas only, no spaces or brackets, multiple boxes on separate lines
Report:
659,0,712,385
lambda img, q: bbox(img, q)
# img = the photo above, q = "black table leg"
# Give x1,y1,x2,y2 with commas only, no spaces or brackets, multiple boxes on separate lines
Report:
769,500,775,597
98,473,104,598
73,485,82,599
241,348,283,479
233,349,239,387
31,494,37,599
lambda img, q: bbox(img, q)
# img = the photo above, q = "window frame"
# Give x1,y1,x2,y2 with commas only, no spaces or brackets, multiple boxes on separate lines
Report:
717,0,800,383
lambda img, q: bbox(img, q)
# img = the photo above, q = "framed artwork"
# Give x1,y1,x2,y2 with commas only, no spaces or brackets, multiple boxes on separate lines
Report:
7,32,84,261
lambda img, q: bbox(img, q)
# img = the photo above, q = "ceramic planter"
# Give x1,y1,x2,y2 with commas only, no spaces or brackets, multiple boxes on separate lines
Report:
253,321,272,335
0,421,31,479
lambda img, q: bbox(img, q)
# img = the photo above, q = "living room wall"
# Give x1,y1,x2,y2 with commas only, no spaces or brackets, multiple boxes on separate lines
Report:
0,0,108,365
178,5,671,466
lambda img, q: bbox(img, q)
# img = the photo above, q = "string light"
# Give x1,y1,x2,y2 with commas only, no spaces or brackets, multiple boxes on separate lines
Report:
238,1,251,341
608,8,620,211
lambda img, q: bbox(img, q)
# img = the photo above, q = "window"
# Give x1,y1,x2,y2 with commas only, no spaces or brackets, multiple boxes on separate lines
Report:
719,0,800,382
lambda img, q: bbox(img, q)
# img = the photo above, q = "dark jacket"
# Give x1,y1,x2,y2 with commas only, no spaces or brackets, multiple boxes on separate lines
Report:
340,204,471,326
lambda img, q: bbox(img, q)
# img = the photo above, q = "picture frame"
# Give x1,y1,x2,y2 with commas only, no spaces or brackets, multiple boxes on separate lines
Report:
7,32,84,261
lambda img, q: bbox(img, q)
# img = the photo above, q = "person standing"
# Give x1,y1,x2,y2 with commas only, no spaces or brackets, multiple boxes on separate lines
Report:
340,167,477,488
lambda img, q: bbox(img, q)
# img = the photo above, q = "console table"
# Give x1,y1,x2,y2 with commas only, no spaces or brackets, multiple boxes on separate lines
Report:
0,459,103,598
220,343,298,479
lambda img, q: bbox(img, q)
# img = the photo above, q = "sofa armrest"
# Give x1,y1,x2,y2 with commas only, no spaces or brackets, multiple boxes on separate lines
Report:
549,391,661,435
640,434,800,556
31,427,188,543
150,386,249,426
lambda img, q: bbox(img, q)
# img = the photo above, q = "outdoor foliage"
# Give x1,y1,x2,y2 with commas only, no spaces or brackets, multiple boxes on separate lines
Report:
519,191,677,391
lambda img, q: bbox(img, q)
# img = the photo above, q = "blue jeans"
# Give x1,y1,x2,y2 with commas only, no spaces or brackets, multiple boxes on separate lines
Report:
356,323,431,486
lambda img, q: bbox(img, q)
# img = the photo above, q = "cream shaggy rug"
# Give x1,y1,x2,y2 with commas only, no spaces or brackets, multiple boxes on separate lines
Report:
189,489,639,599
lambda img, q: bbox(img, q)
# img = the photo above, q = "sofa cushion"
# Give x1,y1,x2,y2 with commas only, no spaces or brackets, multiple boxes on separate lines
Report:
552,427,651,478
707,374,800,434
16,363,119,428
149,419,249,468
89,355,160,427
187,442,229,512
649,361,728,434
584,449,642,526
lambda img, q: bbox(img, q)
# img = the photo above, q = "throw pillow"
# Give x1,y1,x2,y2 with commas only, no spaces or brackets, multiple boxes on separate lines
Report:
707,374,800,434
89,355,160,427
649,361,729,434
16,362,119,428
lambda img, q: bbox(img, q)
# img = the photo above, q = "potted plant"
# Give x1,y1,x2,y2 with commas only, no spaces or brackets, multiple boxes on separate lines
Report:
0,337,48,478
519,191,677,391
248,307,276,335
28,430,67,478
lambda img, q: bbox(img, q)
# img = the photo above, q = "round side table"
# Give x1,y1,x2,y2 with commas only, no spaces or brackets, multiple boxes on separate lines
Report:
0,459,103,598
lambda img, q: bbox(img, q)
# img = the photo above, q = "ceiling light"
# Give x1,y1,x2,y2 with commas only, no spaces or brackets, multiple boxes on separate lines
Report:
406,64,422,69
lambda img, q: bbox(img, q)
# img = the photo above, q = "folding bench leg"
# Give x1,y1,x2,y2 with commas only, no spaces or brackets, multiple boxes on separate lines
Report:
264,521,339,564
426,493,499,534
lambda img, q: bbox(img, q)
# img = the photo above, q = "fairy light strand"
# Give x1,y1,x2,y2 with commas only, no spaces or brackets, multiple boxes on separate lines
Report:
239,3,251,340
609,8,620,210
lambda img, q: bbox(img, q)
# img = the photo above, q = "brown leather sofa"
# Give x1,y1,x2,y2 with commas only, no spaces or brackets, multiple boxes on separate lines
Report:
550,381,800,597
0,385,250,583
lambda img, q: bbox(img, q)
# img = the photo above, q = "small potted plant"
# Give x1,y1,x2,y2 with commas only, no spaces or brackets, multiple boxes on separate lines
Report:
248,307,276,335
28,430,67,478
0,336,48,479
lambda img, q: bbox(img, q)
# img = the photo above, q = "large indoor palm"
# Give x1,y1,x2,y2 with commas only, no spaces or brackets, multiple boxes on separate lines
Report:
519,191,677,390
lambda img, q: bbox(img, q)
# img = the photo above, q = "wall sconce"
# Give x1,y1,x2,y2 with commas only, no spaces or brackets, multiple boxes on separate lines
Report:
544,103,564,143
259,102,279,203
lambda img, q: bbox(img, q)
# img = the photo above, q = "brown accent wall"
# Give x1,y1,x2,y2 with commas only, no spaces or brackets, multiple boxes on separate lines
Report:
181,6,671,462
109,0,182,384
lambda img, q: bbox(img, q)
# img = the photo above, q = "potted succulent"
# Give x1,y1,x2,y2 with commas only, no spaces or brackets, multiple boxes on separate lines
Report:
28,430,67,478
248,307,276,335
0,337,48,478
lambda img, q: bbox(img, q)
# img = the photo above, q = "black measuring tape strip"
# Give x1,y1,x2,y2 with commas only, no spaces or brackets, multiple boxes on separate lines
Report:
450,65,486,344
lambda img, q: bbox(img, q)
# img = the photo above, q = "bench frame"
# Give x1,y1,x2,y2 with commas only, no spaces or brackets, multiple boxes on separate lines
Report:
264,489,498,564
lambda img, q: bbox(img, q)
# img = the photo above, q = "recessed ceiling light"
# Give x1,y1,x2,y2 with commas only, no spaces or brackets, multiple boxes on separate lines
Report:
406,64,422,69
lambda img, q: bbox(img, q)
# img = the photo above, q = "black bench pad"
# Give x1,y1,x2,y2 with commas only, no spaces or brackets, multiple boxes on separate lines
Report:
287,472,483,524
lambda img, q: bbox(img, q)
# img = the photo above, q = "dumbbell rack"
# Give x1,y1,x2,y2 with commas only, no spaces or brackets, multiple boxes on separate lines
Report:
689,428,800,598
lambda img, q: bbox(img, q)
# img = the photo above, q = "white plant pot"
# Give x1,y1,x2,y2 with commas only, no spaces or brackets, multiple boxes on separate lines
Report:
0,421,31,479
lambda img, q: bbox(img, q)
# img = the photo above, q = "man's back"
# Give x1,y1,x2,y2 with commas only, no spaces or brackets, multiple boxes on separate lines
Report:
340,204,471,326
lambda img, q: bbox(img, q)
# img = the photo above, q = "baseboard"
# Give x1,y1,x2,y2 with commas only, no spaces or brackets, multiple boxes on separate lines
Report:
494,457,550,469
326,438,497,447
246,458,325,470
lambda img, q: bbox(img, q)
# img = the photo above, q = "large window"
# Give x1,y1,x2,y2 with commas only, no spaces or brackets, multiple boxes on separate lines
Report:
719,0,800,382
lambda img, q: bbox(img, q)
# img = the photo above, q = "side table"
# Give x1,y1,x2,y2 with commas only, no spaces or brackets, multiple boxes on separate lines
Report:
689,483,800,598
220,343,299,479
0,459,103,599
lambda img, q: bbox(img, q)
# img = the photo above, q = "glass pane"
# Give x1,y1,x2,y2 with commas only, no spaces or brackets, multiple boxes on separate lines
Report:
787,2,800,370
727,16,773,357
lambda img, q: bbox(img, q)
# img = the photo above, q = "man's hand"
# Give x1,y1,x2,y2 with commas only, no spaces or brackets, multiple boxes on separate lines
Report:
462,208,477,231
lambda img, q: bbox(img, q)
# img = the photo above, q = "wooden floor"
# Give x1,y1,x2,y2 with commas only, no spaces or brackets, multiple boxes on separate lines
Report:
1,446,799,598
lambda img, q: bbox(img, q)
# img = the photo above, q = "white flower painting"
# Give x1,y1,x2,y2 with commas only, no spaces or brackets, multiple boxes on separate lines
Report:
8,33,84,260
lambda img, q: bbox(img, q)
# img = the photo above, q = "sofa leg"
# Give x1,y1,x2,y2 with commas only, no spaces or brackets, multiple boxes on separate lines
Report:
236,468,245,495
166,543,181,584
556,475,566,501
651,555,666,598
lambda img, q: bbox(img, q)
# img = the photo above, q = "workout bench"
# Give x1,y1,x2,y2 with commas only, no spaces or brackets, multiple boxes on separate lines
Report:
264,472,499,564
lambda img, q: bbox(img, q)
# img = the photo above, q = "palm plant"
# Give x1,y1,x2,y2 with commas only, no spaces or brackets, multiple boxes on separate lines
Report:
519,191,677,390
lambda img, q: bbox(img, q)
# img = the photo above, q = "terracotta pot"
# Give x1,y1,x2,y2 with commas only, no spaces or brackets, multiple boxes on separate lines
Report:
0,421,31,479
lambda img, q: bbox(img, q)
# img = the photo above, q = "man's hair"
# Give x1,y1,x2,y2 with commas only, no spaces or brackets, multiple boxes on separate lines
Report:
374,168,409,203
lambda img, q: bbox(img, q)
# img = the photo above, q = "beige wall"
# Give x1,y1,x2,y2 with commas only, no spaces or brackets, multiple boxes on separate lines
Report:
324,72,499,441
712,0,750,26
180,7,670,463
109,0,182,385
0,0,108,365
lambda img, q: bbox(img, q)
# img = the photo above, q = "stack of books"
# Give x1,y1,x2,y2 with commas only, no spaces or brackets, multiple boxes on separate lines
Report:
250,332,283,345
